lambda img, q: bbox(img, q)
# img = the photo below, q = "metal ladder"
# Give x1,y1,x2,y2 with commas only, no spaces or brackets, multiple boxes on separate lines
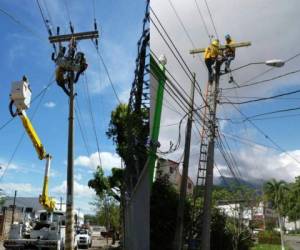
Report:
189,82,212,248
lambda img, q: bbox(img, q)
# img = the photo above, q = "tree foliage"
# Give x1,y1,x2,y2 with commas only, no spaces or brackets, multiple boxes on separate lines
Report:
88,167,124,202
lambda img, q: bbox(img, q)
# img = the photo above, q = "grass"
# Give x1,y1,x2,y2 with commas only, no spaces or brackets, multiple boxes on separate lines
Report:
251,244,292,250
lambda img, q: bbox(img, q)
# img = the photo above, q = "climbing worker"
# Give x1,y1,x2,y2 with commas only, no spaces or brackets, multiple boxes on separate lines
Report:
55,47,71,96
54,38,87,95
224,34,235,73
74,52,88,83
204,39,219,83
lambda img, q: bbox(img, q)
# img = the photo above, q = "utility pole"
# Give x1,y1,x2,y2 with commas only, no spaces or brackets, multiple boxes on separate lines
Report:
174,73,196,250
66,74,75,250
60,196,63,211
189,41,251,250
11,190,17,225
49,30,98,250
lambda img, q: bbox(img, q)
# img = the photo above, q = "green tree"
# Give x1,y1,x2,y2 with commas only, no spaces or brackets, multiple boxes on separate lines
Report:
264,179,289,250
150,176,191,250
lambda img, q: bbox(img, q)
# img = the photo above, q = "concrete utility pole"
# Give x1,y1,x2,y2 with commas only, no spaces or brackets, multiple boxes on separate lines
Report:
11,190,17,225
174,73,196,250
66,73,75,250
49,30,98,250
200,71,219,250
189,41,251,250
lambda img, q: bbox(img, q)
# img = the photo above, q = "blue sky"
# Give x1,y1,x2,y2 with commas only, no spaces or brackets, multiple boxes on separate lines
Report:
0,0,146,213
151,0,300,184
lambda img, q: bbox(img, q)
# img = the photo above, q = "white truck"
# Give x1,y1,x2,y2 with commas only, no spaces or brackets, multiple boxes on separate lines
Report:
3,210,78,250
76,228,92,249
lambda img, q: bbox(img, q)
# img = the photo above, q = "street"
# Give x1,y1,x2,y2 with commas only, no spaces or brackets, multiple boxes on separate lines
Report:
0,238,117,250
285,235,300,250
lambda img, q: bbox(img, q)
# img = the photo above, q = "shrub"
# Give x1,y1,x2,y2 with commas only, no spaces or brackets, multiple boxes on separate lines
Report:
258,231,281,245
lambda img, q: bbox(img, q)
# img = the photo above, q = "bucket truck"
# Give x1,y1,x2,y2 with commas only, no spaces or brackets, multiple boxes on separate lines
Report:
4,76,78,249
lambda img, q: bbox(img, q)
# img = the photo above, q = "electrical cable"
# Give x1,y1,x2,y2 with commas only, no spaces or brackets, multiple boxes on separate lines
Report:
150,10,208,106
167,0,198,49
75,101,91,156
223,52,300,91
193,0,211,41
222,69,300,90
225,97,300,166
243,106,300,121
0,7,44,41
220,88,300,105
203,0,219,40
82,74,103,168
92,42,121,104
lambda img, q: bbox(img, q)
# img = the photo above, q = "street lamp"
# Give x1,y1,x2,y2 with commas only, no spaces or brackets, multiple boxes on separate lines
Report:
230,59,285,73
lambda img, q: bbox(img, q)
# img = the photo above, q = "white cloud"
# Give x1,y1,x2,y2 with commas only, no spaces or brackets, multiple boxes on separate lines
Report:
119,89,131,103
75,173,82,181
74,151,121,171
0,182,38,194
44,101,56,108
52,180,95,198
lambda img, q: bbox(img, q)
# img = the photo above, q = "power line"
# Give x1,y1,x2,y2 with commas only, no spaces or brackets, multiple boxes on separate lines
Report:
75,101,91,156
0,7,44,41
167,0,197,48
244,106,300,121
220,132,279,151
203,0,219,39
224,52,300,90
220,88,300,105
150,9,208,106
222,69,300,90
82,74,103,168
225,97,300,166
220,95,300,100
193,0,211,41
93,42,121,104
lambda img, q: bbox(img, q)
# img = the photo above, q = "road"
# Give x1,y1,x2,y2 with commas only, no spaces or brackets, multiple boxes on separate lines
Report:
0,238,117,250
285,235,300,250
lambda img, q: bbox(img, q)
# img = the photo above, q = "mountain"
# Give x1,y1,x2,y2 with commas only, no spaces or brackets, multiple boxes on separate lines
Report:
216,176,265,190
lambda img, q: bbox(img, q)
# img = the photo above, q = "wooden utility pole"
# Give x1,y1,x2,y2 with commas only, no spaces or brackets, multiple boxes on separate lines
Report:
189,41,251,250
49,30,98,250
174,73,196,250
11,190,17,225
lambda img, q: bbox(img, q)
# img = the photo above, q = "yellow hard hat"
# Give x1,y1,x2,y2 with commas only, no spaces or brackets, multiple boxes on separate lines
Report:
212,39,219,47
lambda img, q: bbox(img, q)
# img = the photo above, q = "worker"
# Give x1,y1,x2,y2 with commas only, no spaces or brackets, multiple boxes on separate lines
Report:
204,39,219,83
224,34,235,73
74,52,88,83
54,38,87,95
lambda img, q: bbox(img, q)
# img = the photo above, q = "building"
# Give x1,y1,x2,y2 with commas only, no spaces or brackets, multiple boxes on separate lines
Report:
156,158,194,195
217,201,277,230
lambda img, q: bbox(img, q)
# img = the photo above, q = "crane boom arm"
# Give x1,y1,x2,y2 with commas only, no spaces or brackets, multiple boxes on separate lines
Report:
10,78,56,212
19,111,47,160
39,155,56,211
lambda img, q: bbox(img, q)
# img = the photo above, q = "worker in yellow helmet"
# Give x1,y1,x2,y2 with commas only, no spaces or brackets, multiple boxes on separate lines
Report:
204,39,219,83
224,34,235,73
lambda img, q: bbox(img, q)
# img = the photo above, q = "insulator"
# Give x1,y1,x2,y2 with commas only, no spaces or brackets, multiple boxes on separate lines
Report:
70,22,74,33
94,19,97,31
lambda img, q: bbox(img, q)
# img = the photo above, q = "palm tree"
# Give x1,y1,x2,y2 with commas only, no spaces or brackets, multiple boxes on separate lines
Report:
263,179,289,250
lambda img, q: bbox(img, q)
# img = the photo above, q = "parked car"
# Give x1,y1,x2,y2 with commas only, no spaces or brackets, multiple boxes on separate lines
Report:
76,229,92,249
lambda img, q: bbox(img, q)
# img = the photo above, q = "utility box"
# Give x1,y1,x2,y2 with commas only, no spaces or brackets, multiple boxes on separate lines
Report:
10,79,32,111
